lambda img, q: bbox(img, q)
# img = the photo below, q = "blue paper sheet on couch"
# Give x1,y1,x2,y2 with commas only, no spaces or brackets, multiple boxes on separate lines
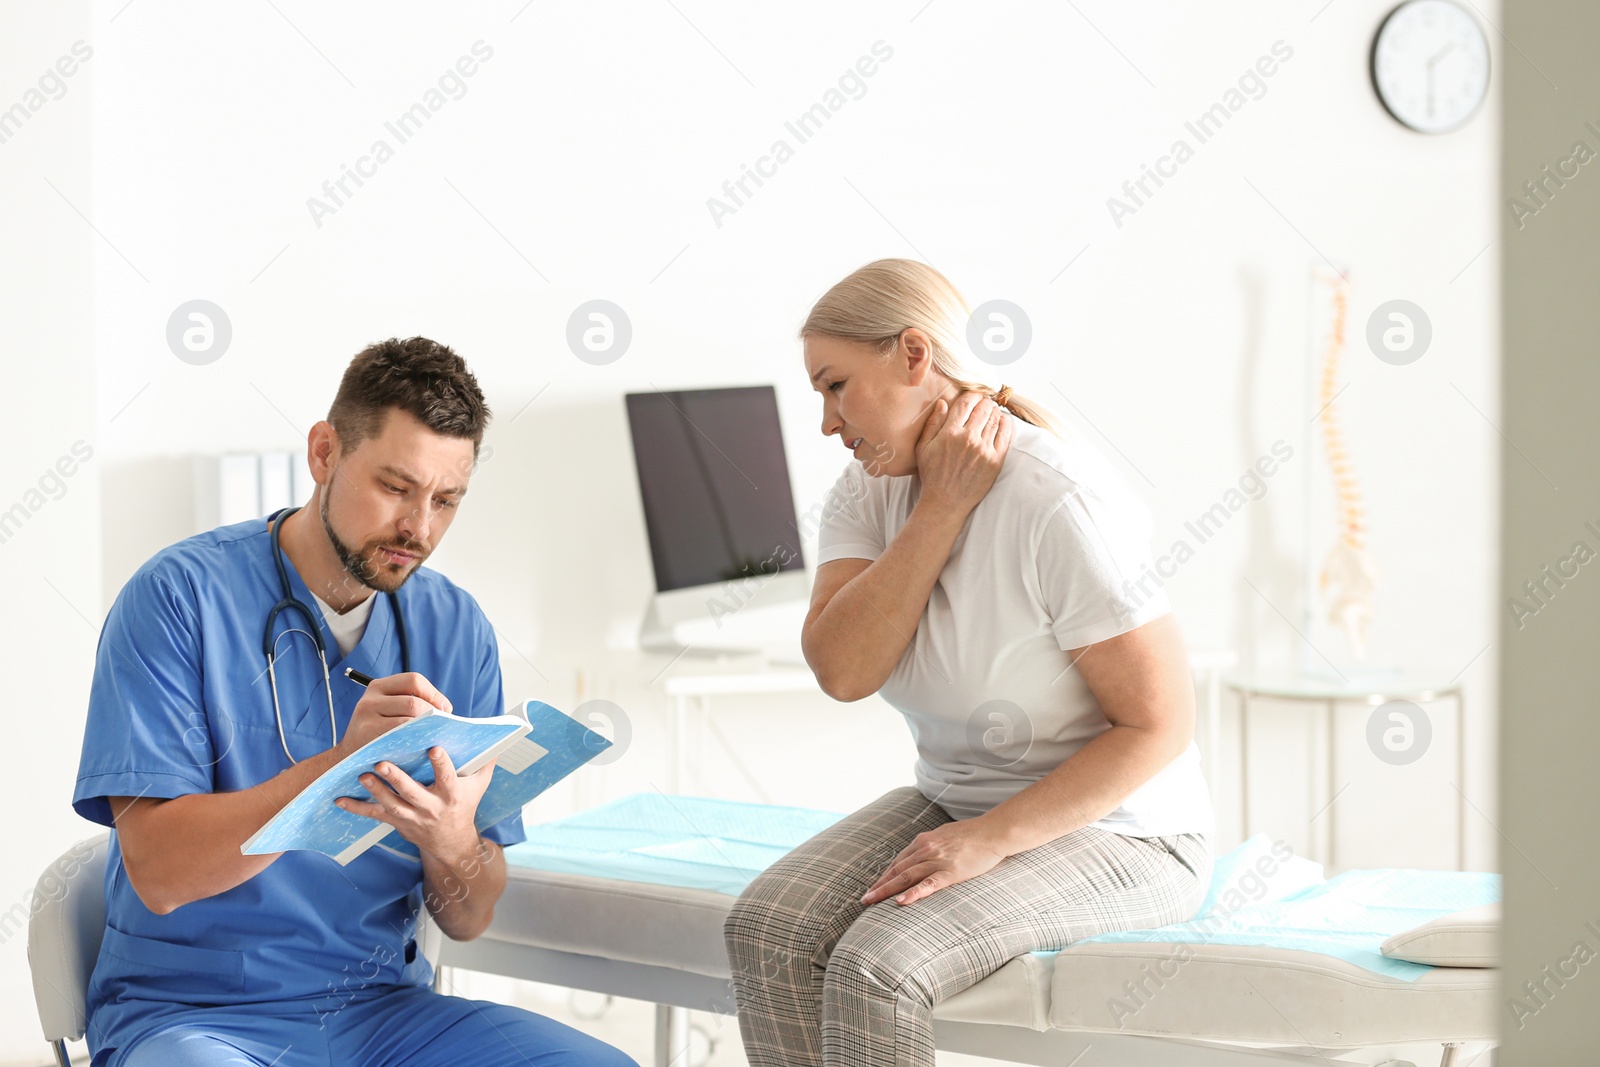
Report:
504,794,844,895
1081,866,1501,981
502,795,1501,980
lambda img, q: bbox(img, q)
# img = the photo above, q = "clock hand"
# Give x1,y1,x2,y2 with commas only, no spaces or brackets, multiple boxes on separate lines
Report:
1426,41,1455,119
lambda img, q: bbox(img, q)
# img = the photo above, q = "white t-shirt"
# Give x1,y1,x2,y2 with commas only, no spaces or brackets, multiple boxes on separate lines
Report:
309,589,376,660
816,416,1215,837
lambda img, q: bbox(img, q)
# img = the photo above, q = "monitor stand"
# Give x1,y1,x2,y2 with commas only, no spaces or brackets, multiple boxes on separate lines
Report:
639,594,808,668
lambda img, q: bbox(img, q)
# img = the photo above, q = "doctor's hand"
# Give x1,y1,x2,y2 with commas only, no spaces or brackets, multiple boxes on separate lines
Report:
913,392,1013,520
332,672,454,762
859,819,1010,907
334,749,495,864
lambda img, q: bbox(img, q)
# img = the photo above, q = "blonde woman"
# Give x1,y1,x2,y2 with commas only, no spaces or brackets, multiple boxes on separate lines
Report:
724,259,1216,1066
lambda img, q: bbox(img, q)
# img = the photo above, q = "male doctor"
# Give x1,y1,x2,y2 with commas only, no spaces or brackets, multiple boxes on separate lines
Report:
73,337,635,1067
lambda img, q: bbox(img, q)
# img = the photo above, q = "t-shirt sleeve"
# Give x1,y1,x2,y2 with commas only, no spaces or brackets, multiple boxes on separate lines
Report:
815,463,884,565
73,566,214,827
460,603,525,848
1035,482,1172,651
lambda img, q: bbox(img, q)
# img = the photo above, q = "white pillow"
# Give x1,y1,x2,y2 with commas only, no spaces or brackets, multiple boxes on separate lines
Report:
1380,902,1500,967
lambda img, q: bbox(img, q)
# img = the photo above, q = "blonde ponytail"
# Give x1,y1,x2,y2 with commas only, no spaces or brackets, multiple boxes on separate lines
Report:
799,258,1063,438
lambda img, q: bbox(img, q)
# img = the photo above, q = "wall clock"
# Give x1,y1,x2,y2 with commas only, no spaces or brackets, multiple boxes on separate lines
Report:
1371,0,1490,133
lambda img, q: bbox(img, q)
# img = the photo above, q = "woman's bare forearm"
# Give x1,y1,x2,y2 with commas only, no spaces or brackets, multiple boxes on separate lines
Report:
974,722,1190,855
804,501,968,700
975,617,1199,854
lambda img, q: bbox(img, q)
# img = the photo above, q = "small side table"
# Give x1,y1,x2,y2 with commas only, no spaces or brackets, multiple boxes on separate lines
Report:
1226,673,1467,871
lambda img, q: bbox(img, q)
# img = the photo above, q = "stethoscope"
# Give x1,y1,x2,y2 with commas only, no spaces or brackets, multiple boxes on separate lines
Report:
263,506,411,764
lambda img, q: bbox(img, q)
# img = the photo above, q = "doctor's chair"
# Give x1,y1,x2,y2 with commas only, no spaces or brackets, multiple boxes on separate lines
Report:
26,832,446,1067
27,832,110,1067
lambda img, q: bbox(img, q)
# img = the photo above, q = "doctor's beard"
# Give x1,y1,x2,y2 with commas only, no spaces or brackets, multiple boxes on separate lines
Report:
319,484,429,594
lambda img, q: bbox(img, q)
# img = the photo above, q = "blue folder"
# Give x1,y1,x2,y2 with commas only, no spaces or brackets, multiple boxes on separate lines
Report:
243,699,609,865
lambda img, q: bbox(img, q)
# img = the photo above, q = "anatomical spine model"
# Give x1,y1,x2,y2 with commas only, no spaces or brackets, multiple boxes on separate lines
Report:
1314,272,1378,660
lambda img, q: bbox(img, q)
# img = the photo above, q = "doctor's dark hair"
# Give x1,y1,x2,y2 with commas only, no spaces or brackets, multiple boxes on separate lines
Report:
327,336,492,457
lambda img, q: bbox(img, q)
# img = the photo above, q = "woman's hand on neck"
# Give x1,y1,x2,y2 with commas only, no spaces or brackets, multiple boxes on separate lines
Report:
909,382,981,475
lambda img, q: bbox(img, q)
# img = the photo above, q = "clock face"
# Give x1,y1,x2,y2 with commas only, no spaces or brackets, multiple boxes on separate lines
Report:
1371,0,1490,134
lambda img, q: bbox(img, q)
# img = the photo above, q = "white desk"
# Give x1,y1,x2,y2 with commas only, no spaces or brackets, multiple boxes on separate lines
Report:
661,669,821,793
657,652,1240,796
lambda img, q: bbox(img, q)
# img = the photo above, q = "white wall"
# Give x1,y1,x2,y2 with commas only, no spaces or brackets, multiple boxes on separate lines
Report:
0,1,98,1060
2,0,1504,1059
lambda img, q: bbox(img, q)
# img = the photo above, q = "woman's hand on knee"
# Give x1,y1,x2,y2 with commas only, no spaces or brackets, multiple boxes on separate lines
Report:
860,820,1008,907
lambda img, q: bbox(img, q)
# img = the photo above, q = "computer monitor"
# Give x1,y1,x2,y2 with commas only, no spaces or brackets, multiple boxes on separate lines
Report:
624,385,810,658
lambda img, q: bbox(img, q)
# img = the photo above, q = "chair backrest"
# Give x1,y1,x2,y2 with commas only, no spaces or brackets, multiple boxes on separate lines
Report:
24,830,446,1044
27,832,111,1044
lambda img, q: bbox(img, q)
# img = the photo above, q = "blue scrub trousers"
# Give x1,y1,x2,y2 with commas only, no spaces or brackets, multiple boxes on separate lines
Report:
99,985,637,1067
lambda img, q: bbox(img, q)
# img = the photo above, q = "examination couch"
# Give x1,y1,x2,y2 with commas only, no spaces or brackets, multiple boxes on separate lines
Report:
441,795,1500,1067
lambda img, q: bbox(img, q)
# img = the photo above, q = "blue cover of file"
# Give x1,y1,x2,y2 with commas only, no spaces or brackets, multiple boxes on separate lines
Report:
243,700,610,864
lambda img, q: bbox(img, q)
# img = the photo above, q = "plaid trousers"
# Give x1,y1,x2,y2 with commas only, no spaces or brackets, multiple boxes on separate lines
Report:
723,787,1211,1067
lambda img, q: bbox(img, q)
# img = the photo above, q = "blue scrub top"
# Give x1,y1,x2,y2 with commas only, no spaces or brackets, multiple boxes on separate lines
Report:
73,516,526,1041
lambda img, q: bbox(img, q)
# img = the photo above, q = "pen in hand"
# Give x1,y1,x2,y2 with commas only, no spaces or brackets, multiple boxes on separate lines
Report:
343,668,460,723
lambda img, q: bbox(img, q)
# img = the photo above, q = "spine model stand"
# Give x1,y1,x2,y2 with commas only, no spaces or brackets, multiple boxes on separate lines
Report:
1315,271,1379,660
